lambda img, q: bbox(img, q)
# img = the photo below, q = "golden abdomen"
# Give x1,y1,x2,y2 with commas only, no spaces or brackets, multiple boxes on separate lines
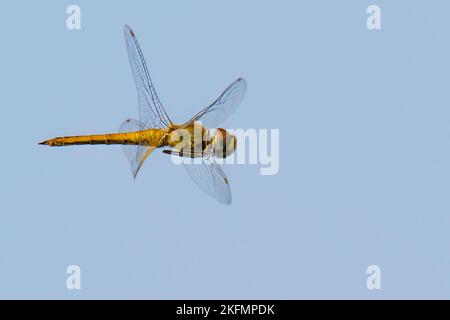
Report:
39,129,168,147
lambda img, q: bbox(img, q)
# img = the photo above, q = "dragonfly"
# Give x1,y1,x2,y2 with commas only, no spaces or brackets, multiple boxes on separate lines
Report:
39,25,247,205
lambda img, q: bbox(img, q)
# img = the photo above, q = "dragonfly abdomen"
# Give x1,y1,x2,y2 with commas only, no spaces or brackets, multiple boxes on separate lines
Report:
39,130,166,147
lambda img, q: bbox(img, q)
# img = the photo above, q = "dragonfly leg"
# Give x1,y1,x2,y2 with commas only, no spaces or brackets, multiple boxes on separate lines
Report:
162,149,203,158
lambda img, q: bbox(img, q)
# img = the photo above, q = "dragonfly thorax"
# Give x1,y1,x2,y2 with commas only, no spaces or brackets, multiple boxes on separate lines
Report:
167,122,211,155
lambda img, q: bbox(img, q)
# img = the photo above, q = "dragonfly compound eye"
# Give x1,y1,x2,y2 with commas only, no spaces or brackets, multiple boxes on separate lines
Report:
213,128,236,158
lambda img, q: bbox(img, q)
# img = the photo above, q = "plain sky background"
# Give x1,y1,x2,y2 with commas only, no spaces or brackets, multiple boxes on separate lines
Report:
1,0,450,299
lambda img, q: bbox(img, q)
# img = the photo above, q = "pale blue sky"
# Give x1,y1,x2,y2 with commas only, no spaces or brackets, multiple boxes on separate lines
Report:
1,0,450,299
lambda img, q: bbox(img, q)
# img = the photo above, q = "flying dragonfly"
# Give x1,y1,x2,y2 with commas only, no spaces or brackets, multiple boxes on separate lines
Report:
39,25,247,205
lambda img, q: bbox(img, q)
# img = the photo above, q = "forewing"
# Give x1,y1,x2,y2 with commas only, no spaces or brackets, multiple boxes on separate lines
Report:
184,78,247,128
183,155,232,205
124,25,172,129
119,119,156,178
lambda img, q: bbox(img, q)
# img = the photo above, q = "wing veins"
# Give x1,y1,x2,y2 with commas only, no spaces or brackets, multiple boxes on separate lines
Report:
131,35,172,127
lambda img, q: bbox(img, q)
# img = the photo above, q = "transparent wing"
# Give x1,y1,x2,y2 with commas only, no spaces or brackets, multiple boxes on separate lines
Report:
119,119,156,178
183,154,232,205
183,78,247,128
124,25,172,129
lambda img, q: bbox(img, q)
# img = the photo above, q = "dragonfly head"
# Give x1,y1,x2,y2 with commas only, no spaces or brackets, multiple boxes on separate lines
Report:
212,128,236,158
